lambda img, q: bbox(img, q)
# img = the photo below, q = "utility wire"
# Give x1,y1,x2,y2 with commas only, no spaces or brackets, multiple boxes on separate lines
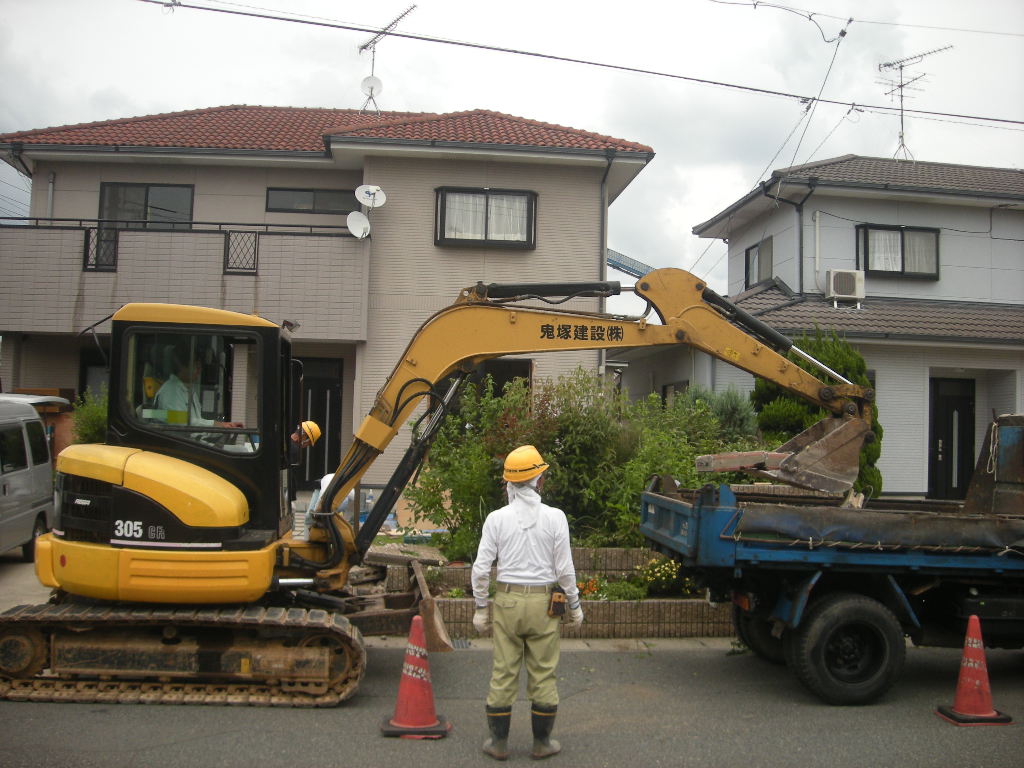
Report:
1,176,31,192
777,18,851,193
707,0,1024,38
138,0,1023,128
0,192,28,211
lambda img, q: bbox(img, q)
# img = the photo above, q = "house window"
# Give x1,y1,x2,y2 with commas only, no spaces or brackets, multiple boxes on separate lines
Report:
744,237,773,288
92,183,194,271
435,188,537,249
266,188,356,215
857,224,939,278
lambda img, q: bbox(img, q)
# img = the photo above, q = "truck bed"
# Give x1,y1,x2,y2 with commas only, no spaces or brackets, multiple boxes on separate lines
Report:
640,483,1024,577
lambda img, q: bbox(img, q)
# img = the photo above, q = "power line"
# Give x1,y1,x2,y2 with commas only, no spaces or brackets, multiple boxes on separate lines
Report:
137,0,1024,128
0,192,28,211
0,177,31,194
707,0,1024,38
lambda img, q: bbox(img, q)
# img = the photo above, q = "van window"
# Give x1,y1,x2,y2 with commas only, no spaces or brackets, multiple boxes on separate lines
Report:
26,421,49,465
0,426,28,474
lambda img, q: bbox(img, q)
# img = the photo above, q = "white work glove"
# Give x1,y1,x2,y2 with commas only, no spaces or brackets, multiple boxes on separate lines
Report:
567,600,584,629
473,606,491,635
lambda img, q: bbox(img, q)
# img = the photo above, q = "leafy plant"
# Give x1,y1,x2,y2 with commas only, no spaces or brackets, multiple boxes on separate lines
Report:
407,367,767,559
634,556,700,596
599,579,648,601
575,575,649,601
71,386,108,444
750,327,884,497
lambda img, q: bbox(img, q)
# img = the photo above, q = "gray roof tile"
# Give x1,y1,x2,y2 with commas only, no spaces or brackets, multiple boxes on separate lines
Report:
773,155,1024,198
733,282,1024,345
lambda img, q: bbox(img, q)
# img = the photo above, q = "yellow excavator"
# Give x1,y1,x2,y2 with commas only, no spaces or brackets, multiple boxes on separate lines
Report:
0,268,872,705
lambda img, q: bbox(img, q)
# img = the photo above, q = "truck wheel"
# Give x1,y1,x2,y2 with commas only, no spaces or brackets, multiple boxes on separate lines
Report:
21,515,47,563
784,592,905,705
732,606,785,665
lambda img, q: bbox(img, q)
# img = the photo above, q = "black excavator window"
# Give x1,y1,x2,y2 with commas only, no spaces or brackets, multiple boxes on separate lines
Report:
123,330,261,454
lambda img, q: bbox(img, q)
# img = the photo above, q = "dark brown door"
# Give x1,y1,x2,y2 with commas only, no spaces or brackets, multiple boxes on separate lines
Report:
296,357,342,491
928,378,975,499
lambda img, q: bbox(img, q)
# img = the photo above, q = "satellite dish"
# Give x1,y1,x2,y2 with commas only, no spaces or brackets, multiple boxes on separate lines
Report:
360,75,383,97
346,211,371,239
355,185,387,208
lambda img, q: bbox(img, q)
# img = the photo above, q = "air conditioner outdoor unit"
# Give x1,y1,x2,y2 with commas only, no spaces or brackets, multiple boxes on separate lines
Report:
826,269,865,301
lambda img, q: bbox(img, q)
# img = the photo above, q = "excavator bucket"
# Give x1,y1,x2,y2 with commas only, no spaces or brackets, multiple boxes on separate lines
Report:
411,560,455,653
696,416,870,495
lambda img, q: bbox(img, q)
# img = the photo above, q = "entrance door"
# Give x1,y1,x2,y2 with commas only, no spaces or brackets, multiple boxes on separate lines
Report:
928,378,975,499
297,357,342,491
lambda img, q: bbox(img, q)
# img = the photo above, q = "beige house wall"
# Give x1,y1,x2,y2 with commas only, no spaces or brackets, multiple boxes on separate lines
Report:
5,151,619,495
33,160,362,228
0,226,368,340
356,155,606,484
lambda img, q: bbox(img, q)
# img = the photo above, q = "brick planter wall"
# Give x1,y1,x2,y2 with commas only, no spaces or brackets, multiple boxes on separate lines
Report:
439,598,733,639
386,547,660,593
380,547,733,639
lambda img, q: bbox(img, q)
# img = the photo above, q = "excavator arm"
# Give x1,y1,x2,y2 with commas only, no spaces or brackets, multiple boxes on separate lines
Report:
306,268,872,573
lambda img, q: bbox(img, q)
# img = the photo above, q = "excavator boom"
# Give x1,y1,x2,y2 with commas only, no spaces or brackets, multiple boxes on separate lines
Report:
316,268,873,557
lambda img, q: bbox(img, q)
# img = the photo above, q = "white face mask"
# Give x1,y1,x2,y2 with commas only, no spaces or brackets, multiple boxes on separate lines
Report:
506,475,542,530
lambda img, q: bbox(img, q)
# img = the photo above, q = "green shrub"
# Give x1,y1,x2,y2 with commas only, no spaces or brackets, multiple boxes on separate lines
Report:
407,366,768,559
750,327,883,497
71,386,108,444
599,579,648,601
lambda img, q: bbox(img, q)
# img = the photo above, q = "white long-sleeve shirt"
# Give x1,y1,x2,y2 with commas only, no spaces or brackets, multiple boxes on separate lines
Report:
154,374,214,427
471,500,579,609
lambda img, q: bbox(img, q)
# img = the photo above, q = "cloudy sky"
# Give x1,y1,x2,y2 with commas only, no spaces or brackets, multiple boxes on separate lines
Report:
1,0,1021,298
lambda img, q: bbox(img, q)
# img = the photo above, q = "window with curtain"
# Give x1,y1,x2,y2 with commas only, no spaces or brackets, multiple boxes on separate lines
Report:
744,236,773,288
435,188,536,248
857,224,939,277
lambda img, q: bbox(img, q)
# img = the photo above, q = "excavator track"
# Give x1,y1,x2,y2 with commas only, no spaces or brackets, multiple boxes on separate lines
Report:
0,602,366,707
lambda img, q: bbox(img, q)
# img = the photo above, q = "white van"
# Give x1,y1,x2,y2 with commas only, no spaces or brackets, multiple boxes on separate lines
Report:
0,394,67,561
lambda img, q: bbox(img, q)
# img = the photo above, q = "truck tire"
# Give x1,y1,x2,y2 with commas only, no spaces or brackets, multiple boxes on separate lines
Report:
784,592,905,705
732,606,785,665
21,515,47,563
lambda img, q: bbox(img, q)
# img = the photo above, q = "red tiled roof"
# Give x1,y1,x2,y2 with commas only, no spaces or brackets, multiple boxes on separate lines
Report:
0,105,653,155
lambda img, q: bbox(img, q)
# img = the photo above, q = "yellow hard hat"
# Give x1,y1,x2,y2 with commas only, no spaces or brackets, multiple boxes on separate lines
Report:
503,445,549,483
301,420,321,446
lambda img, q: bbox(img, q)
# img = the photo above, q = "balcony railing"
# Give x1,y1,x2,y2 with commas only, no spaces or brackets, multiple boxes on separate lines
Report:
0,217,356,274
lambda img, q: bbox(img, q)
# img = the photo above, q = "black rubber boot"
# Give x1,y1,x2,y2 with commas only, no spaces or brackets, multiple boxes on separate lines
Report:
483,705,512,761
530,703,561,760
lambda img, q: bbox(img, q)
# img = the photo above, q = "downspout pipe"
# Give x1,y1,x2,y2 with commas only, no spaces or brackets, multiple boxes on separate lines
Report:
759,177,817,295
598,149,615,372
47,172,55,219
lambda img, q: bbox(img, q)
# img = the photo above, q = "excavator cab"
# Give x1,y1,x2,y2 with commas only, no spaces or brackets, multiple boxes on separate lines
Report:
39,304,301,603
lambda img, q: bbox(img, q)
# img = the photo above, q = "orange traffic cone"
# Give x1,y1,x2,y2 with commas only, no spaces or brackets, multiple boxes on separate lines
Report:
381,615,452,739
935,614,1012,726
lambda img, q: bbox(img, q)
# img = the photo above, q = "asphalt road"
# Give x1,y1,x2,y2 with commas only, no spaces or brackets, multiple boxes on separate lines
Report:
2,553,1022,768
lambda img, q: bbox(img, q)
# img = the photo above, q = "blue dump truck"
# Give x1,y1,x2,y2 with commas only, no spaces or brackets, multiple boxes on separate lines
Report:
640,413,1024,705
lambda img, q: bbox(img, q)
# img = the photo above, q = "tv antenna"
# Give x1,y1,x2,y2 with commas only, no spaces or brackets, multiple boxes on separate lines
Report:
878,45,952,160
358,5,416,114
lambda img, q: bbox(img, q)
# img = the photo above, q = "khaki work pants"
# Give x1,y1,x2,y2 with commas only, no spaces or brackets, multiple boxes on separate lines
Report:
486,590,561,709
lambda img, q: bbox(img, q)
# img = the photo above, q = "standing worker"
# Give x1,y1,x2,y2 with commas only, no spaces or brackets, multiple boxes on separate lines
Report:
471,445,584,761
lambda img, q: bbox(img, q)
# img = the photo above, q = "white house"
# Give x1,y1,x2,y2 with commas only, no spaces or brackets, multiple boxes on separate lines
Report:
618,155,1024,499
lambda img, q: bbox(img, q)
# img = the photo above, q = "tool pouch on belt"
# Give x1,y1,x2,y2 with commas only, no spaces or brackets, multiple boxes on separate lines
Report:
548,585,567,617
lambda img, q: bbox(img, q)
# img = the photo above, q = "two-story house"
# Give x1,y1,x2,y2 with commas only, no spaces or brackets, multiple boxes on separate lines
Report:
0,105,654,495
620,155,1024,499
